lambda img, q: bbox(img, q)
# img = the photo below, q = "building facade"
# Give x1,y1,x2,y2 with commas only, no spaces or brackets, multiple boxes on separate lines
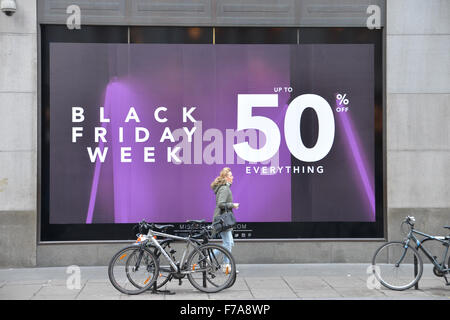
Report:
0,0,448,267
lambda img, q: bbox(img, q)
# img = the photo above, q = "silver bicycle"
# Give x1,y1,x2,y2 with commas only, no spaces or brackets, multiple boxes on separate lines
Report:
108,220,237,295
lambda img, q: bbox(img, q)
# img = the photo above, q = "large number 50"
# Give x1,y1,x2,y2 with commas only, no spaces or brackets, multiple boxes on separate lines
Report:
233,94,335,163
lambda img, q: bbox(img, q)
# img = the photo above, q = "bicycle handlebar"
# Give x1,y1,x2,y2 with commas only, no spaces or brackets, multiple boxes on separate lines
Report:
404,216,416,226
135,219,213,238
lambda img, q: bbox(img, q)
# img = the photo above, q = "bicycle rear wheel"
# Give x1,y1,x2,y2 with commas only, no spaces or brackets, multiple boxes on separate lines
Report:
372,241,423,291
108,245,159,295
186,244,236,293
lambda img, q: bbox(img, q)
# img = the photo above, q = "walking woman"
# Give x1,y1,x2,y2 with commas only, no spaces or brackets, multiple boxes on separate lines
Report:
211,167,239,271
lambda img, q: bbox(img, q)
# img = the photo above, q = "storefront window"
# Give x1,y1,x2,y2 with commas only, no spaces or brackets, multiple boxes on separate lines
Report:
40,26,383,241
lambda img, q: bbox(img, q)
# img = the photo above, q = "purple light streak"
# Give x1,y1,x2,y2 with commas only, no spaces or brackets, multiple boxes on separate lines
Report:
85,82,114,224
337,102,376,220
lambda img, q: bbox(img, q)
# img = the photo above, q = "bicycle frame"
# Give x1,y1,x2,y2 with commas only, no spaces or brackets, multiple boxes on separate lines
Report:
405,228,450,273
143,229,212,274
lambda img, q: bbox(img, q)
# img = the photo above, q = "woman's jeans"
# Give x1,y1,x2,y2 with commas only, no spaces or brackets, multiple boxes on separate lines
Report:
213,229,234,264
220,229,234,264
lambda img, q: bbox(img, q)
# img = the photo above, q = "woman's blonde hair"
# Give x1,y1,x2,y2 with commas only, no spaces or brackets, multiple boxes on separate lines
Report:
211,167,231,189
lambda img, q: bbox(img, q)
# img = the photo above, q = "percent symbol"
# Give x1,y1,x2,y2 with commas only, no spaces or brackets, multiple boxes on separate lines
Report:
336,93,349,105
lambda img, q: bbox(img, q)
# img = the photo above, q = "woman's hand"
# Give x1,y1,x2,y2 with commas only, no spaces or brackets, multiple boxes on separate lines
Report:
233,203,240,209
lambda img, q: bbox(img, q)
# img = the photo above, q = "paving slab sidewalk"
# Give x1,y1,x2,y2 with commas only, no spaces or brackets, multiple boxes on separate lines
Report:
0,264,448,300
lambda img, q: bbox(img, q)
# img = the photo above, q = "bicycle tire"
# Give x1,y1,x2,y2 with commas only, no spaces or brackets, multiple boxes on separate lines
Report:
448,255,450,274
186,243,236,293
226,272,237,289
124,239,175,290
108,245,159,295
125,245,174,290
372,241,423,291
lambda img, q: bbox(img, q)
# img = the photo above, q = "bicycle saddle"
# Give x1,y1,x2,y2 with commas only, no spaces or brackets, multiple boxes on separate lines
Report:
186,219,205,224
444,226,450,230
153,224,174,230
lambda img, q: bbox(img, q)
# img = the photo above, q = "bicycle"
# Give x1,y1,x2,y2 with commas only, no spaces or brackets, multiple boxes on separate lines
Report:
108,220,237,295
372,216,450,290
141,219,236,291
148,220,238,291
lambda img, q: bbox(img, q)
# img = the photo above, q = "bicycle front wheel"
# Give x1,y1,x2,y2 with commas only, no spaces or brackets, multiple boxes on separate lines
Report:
372,241,423,291
186,244,236,293
108,245,159,295
125,239,175,290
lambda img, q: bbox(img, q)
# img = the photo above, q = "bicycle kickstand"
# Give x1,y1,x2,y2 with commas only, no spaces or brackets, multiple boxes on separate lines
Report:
444,275,450,286
149,281,176,295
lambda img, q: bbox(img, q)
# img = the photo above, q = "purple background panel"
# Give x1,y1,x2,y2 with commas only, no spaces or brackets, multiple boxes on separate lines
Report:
49,43,375,224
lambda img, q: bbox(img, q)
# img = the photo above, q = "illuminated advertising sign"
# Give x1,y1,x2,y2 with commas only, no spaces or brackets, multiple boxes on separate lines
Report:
41,29,383,240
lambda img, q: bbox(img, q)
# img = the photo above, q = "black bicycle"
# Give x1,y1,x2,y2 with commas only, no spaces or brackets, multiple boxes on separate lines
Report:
372,216,450,290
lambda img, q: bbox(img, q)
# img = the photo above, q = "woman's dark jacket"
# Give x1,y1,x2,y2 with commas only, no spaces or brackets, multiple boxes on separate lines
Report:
212,183,234,222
